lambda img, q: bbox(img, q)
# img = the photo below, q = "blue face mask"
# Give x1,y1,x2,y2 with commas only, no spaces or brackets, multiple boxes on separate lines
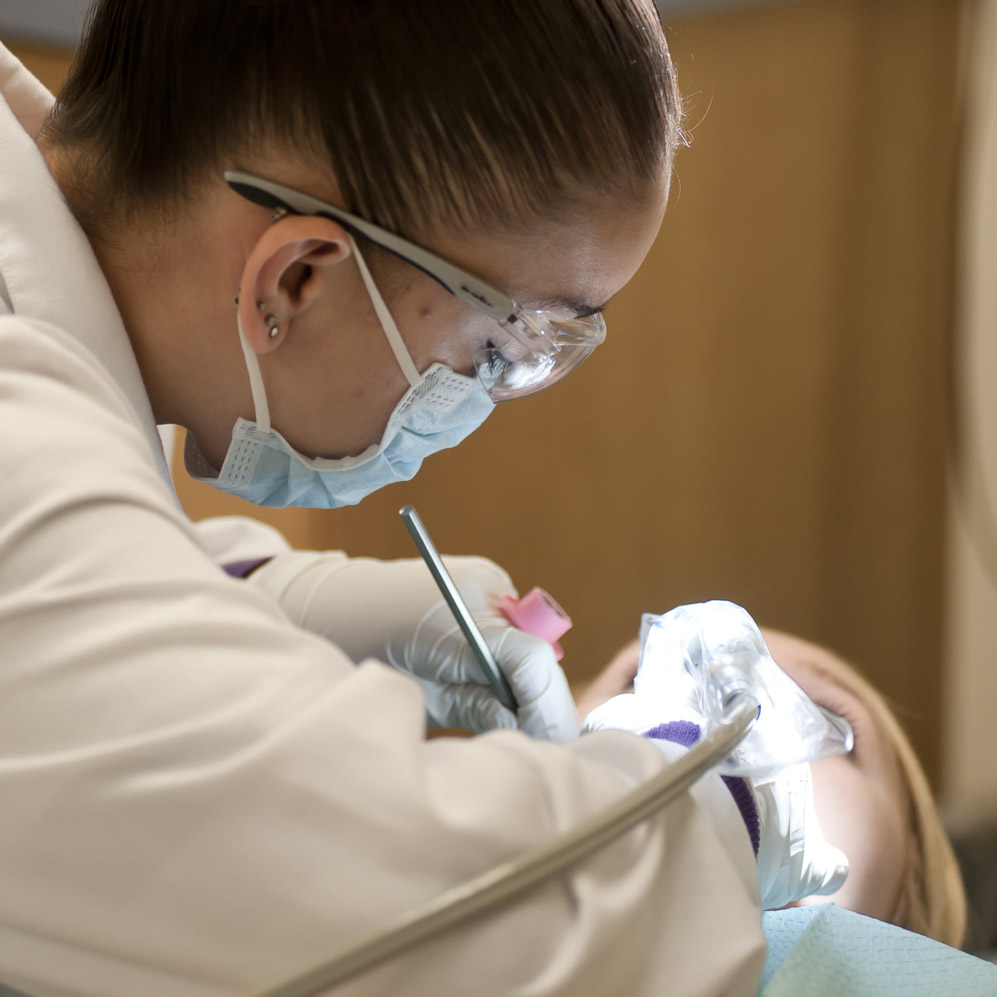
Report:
185,239,495,508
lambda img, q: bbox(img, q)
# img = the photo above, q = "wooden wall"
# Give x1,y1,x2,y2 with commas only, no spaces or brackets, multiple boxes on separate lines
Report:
8,0,961,784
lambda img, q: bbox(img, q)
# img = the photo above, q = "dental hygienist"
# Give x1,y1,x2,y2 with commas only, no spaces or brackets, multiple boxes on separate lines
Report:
0,2,845,994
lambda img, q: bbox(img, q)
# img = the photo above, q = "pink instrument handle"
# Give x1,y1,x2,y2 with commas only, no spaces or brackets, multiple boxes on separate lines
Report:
500,587,572,661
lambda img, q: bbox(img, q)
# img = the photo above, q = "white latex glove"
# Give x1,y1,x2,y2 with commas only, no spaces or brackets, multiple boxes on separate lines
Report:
751,764,849,910
581,692,662,734
582,693,849,910
248,551,580,741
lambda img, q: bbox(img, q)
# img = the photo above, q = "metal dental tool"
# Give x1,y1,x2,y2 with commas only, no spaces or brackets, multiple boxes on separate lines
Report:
399,505,517,712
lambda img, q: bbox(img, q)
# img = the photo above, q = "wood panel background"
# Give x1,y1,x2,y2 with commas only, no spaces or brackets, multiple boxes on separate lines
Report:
8,0,961,785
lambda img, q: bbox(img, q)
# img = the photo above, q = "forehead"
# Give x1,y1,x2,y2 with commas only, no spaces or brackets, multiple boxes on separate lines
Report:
765,631,863,696
771,641,870,729
424,180,669,314
782,648,862,700
773,642,906,785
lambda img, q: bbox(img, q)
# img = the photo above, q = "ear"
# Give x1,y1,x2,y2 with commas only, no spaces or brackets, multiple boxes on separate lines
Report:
237,215,354,354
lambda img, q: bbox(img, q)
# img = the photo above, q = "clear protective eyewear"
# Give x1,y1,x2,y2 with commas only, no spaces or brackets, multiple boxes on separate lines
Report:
224,170,607,401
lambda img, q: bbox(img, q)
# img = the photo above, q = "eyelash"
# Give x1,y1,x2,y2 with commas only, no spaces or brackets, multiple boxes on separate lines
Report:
813,693,861,749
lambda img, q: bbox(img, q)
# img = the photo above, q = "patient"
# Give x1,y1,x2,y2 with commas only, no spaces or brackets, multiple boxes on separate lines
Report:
576,629,967,948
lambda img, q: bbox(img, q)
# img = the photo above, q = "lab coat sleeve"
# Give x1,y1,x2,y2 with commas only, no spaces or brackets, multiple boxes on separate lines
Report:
190,513,293,565
154,424,293,566
0,316,765,997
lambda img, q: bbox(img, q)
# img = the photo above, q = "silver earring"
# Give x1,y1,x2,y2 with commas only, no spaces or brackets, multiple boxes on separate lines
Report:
265,314,279,339
271,207,288,223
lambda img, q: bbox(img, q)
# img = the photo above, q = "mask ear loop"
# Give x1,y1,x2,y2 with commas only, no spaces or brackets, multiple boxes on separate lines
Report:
349,235,422,388
237,312,272,433
235,236,419,436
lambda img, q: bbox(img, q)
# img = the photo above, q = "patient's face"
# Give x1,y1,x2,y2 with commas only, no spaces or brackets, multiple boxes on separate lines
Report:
761,630,910,923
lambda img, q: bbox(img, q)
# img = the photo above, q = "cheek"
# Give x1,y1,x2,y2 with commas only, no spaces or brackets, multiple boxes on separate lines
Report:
803,756,908,922
396,290,495,376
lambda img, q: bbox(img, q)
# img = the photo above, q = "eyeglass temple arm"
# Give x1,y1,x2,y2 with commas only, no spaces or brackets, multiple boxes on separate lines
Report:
224,170,516,324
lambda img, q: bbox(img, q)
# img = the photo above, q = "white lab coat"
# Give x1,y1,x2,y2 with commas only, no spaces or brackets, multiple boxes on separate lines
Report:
0,44,766,997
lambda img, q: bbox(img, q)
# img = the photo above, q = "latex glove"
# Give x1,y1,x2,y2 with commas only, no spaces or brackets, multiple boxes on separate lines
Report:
581,693,848,910
248,551,580,741
581,692,661,734
751,764,849,910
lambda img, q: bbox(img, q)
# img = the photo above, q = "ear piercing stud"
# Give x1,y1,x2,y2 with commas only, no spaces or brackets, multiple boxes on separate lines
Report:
233,294,279,338
254,300,279,339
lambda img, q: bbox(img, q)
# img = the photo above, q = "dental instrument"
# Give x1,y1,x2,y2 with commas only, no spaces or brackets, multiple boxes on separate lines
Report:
399,505,517,711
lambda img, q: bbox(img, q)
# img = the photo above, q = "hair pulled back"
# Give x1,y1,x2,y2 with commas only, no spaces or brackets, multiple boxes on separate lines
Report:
46,0,682,240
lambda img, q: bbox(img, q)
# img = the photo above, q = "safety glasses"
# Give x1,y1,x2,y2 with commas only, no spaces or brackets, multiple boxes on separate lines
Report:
224,170,607,400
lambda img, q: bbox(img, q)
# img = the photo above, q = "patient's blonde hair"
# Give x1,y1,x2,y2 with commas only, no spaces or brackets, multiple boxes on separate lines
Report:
838,664,967,948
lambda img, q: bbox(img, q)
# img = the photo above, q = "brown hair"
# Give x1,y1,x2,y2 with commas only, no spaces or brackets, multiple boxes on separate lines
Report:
43,0,682,242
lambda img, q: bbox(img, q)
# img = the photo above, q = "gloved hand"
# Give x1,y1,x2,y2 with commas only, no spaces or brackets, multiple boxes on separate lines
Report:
581,691,661,734
582,692,849,910
247,550,580,741
751,764,849,910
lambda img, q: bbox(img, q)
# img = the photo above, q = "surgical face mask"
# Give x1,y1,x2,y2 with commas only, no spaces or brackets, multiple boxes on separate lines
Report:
185,239,495,508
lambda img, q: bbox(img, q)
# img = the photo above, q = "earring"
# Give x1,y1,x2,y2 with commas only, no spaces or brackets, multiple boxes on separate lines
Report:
271,207,288,223
256,301,279,339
